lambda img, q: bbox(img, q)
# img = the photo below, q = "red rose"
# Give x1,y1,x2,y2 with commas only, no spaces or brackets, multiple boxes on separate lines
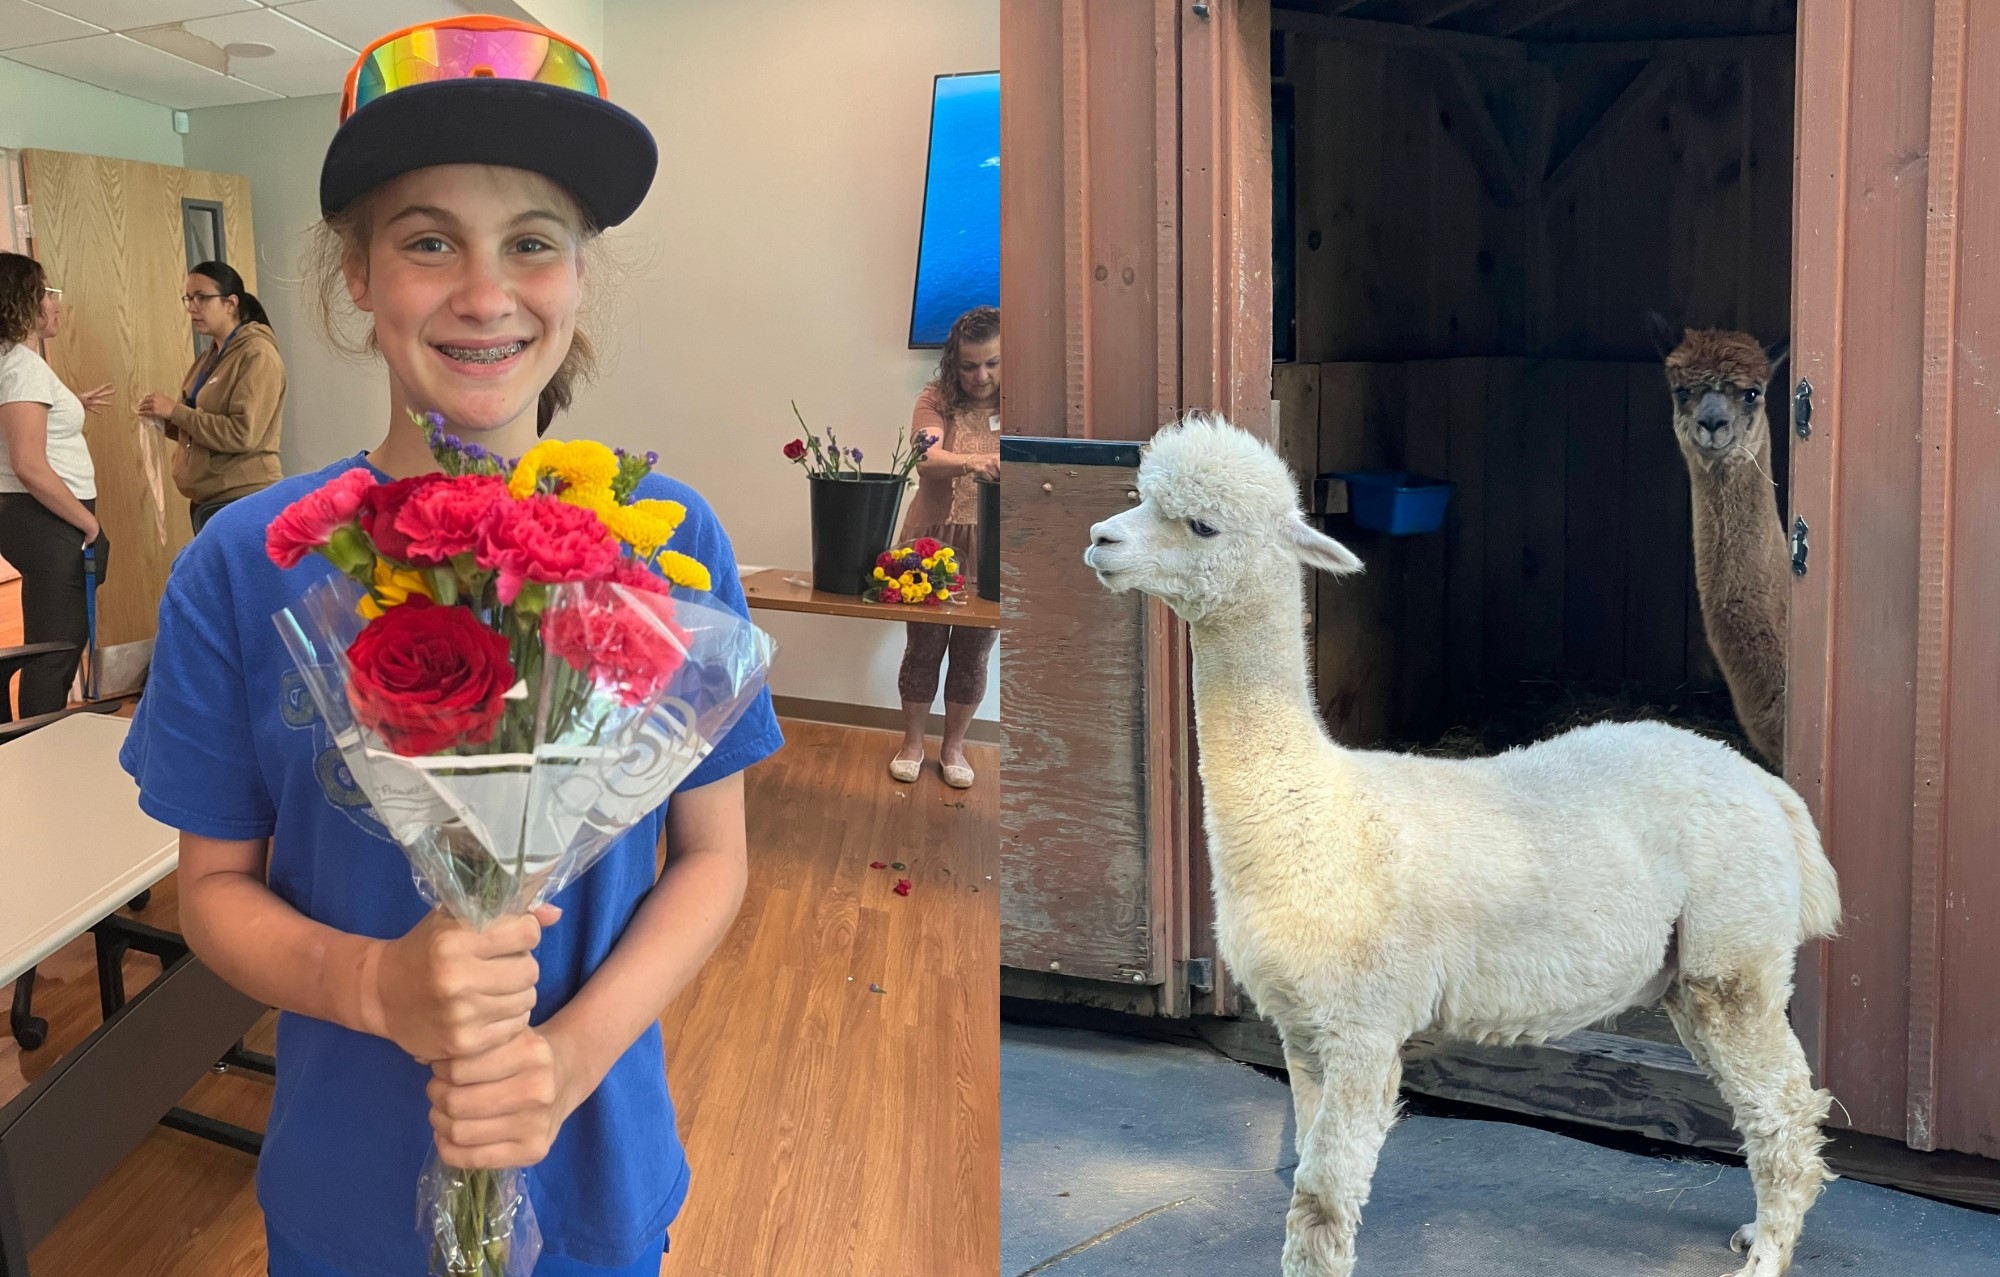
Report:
357,475,444,562
476,495,620,605
267,467,378,569
543,582,691,707
345,597,515,756
783,439,807,461
876,550,897,570
912,537,942,557
395,474,508,565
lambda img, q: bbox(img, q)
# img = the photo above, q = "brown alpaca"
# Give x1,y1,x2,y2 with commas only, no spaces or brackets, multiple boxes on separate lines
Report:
1652,319,1790,769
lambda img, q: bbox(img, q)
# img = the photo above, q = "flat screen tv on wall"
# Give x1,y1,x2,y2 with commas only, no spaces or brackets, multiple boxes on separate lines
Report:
908,70,999,349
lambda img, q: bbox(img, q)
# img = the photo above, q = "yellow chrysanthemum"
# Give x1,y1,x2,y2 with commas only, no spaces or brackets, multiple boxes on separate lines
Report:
558,482,617,519
873,567,887,580
938,589,951,601
603,499,687,558
656,550,712,591
508,439,620,500
357,559,435,620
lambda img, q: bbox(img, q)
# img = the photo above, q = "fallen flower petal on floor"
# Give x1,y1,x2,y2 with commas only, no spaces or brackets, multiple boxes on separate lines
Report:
894,878,912,896
891,862,907,871
869,983,886,994
869,861,888,869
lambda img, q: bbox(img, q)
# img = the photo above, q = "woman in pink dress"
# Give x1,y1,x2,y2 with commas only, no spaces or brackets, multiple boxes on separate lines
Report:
888,306,999,788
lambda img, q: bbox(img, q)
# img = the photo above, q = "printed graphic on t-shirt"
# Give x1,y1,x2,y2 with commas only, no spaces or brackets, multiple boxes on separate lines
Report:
279,668,387,839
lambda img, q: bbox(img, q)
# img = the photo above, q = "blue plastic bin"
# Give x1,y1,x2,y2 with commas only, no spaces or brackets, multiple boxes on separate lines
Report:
1333,471,1454,535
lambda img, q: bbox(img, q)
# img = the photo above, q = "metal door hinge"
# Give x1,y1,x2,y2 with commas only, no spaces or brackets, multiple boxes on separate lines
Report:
1794,378,1813,439
1792,517,1810,576
1186,958,1215,992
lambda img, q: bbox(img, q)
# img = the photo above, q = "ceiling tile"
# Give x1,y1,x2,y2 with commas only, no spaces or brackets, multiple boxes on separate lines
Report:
5,33,280,107
30,0,256,28
179,7,352,93
0,1,103,51
272,0,493,52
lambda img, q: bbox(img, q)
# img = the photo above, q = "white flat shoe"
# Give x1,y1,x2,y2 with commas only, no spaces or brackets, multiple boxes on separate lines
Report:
888,756,922,783
941,761,975,789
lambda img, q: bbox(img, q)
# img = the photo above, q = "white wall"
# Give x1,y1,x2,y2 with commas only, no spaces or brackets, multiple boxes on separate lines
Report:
0,59,183,167
179,94,384,480
583,0,999,722
179,0,999,722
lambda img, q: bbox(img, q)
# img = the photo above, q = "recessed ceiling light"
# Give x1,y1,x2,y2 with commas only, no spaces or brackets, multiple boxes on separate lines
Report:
224,41,277,59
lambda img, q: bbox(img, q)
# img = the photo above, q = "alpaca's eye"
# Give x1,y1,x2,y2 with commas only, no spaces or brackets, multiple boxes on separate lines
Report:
1673,388,1691,405
1743,388,1760,405
1189,519,1218,538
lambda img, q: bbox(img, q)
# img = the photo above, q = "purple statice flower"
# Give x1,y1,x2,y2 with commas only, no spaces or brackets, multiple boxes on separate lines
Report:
645,451,659,466
849,448,864,463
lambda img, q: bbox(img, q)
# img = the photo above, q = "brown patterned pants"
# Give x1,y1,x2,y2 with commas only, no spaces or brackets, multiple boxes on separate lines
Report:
897,621,998,706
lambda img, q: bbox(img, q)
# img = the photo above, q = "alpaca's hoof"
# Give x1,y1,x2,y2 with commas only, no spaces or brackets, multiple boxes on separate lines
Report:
1730,1224,1757,1255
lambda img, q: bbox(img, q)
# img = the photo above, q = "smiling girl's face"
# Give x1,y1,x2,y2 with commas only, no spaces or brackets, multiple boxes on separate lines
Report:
344,164,585,437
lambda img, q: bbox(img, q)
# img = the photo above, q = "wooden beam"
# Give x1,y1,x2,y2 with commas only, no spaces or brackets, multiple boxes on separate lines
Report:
1543,57,1680,201
1528,34,1795,64
1270,9,1526,62
1480,0,1590,38
1397,0,1503,26
1428,49,1523,205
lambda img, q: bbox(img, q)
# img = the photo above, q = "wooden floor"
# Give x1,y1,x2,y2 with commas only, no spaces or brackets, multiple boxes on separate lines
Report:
4,713,999,1276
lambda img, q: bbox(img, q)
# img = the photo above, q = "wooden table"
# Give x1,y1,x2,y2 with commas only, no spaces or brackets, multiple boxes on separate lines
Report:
740,568,1003,630
0,714,267,1277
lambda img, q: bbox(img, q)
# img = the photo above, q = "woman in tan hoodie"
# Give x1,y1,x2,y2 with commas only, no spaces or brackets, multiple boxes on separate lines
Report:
136,260,286,534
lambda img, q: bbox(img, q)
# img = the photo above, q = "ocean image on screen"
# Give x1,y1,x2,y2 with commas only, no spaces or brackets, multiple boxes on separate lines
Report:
910,71,999,348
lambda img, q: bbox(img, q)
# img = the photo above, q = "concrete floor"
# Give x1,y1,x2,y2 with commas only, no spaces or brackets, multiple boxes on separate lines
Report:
1002,1022,2000,1276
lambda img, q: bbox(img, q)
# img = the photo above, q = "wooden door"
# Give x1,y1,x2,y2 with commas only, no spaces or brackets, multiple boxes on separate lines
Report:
20,150,255,691
1791,0,2000,1161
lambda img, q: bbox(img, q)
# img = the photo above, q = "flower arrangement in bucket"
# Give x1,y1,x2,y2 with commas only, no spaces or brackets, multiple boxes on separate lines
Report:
865,537,965,607
263,413,775,1277
783,400,932,595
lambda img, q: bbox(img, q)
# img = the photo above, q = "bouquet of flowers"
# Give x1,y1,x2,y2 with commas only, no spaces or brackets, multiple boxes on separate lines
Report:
780,399,931,481
864,538,965,607
264,413,776,1277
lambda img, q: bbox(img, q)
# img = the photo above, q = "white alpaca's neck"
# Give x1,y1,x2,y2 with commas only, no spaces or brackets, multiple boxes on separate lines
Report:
1186,577,1343,887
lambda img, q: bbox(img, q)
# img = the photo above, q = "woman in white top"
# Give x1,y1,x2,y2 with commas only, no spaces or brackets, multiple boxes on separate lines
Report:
0,251,111,718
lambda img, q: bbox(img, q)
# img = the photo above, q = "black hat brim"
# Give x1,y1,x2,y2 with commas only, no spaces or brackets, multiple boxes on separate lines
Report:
319,79,657,229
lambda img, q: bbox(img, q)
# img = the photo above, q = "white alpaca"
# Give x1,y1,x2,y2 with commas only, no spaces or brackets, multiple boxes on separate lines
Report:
1082,415,1841,1277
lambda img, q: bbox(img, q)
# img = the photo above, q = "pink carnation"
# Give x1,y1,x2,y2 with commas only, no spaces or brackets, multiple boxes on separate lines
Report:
608,558,672,596
266,467,379,569
543,583,690,707
476,494,620,604
396,474,508,565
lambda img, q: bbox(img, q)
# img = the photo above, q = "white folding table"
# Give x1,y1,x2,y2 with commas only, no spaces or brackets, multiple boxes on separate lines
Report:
0,713,269,1277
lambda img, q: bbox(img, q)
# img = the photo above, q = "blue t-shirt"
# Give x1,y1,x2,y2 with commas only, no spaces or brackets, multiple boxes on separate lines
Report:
119,454,785,1275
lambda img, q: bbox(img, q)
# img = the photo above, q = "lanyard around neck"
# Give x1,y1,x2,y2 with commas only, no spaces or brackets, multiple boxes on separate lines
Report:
185,324,243,408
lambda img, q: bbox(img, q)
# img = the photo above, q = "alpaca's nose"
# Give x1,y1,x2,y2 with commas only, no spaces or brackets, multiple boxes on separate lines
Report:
1091,527,1121,547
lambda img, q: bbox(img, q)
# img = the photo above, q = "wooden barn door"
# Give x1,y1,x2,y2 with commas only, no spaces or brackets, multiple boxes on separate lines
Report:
1791,0,2000,1162
19,150,255,694
998,0,1269,1018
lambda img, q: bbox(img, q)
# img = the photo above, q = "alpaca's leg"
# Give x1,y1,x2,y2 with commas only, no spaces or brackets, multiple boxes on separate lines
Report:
1664,972,1834,1277
1277,1024,1325,1158
1282,1034,1402,1277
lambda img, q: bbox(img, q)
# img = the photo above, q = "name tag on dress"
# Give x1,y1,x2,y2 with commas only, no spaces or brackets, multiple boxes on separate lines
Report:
989,415,1001,432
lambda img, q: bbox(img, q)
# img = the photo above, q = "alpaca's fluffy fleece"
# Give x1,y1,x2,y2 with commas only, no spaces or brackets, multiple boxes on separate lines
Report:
1085,415,1841,1277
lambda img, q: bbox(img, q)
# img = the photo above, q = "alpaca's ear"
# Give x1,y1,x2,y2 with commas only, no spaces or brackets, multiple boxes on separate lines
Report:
1645,311,1682,359
1286,518,1364,576
1766,338,1791,381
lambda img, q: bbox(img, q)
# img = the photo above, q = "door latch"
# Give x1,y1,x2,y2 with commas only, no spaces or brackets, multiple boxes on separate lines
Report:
1186,958,1215,993
1792,517,1810,576
1794,379,1813,439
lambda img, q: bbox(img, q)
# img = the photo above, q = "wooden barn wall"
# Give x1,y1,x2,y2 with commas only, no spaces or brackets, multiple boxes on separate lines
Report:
1279,357,1734,749
1280,28,1795,366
